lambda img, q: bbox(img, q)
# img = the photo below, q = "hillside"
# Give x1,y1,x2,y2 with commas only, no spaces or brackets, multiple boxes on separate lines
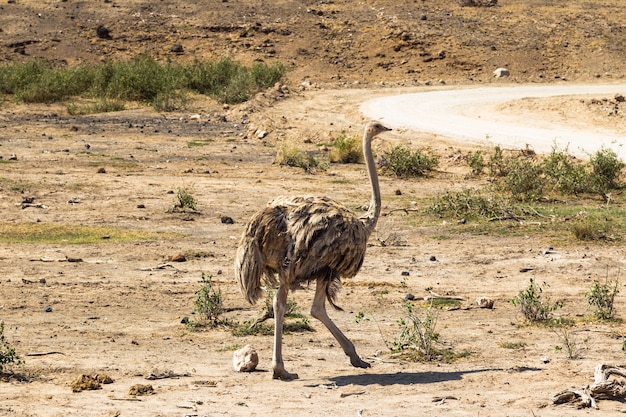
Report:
1,0,625,86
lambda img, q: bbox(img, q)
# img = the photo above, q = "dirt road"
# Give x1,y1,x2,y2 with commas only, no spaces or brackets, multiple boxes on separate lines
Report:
361,83,626,159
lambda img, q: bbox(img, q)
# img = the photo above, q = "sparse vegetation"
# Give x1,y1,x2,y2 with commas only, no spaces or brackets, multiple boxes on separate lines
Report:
0,322,23,373
188,273,224,328
329,132,363,163
380,145,439,178
0,222,180,244
275,142,324,173
0,55,285,111
499,341,527,350
232,290,314,336
392,302,440,360
464,145,624,203
511,279,563,322
172,186,198,211
571,214,616,241
428,188,521,220
586,276,620,320
553,327,587,359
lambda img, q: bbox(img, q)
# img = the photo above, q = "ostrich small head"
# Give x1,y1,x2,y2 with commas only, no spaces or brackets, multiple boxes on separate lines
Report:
365,121,392,140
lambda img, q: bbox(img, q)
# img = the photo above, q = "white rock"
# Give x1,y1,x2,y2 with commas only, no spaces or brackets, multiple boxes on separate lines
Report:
493,68,510,78
476,296,495,309
233,345,258,372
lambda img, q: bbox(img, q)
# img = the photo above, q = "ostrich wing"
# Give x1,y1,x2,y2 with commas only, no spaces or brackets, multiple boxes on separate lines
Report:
275,196,369,281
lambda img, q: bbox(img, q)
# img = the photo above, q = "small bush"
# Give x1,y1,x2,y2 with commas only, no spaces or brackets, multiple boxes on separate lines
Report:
392,302,440,360
511,279,563,322
542,146,589,195
571,215,614,241
275,142,323,173
586,277,619,320
0,322,23,373
173,186,198,211
466,150,485,175
190,273,224,327
588,147,624,202
428,188,517,220
381,145,439,178
66,99,125,115
329,132,363,164
553,326,587,359
487,145,511,177
501,158,546,202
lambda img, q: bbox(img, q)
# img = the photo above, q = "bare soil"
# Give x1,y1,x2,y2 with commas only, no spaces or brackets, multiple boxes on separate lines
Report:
2,1,626,416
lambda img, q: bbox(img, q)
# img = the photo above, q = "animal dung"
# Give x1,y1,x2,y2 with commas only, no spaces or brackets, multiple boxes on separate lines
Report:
128,384,154,396
70,374,113,392
233,345,259,372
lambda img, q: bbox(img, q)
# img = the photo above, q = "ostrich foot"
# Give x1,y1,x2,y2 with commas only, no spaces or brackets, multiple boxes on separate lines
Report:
350,356,371,369
273,367,299,380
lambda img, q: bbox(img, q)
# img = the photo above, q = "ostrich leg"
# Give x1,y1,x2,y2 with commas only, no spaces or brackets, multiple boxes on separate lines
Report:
272,283,299,380
310,279,371,369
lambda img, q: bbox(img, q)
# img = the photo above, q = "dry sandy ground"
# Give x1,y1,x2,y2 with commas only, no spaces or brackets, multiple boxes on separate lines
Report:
1,85,626,417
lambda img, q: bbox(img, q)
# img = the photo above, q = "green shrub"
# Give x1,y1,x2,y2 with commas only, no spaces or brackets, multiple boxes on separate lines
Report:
190,273,224,327
511,279,563,322
275,142,323,173
428,188,519,220
173,187,198,211
466,150,486,175
0,55,285,110
586,277,619,320
501,157,546,202
542,146,589,195
392,302,440,360
381,145,439,178
587,147,624,202
0,322,23,373
571,215,614,241
487,145,511,177
329,132,363,163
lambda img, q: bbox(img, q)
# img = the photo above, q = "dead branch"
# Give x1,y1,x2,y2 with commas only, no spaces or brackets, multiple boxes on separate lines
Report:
145,371,191,380
26,351,65,357
553,364,626,408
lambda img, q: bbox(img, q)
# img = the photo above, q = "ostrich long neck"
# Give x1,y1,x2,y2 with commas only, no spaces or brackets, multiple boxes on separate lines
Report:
362,129,381,236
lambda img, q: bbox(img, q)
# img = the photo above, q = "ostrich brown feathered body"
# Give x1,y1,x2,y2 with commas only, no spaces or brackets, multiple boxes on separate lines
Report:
233,121,391,379
235,195,368,309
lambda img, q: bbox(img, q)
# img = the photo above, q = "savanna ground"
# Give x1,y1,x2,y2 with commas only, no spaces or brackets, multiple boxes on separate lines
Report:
1,0,626,416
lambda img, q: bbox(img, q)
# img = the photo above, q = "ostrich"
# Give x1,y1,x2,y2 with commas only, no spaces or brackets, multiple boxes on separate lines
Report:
234,121,392,380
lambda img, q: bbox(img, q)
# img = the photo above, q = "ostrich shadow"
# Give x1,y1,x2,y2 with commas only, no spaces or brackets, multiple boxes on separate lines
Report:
327,368,503,387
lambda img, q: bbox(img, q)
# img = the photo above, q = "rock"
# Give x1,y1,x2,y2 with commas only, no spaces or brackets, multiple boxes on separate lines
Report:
404,293,416,301
170,253,186,262
429,255,437,262
233,345,258,372
44,305,53,312
96,25,112,40
493,67,510,78
476,296,495,309
221,216,234,224
170,44,184,53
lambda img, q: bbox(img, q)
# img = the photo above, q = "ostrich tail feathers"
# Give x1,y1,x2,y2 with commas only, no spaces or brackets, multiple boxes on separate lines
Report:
326,274,344,311
234,237,264,305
